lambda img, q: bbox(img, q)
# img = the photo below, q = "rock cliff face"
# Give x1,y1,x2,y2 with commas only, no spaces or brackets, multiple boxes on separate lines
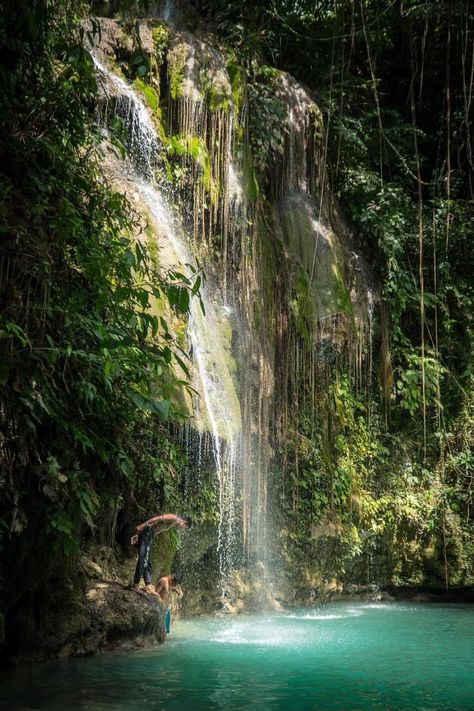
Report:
3,550,166,664
88,12,375,611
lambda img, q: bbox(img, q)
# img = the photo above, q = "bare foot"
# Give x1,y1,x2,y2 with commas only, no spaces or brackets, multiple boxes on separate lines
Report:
130,584,147,597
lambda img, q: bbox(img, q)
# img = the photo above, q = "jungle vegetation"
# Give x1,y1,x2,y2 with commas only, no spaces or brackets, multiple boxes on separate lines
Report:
192,0,474,587
0,0,473,658
0,0,207,644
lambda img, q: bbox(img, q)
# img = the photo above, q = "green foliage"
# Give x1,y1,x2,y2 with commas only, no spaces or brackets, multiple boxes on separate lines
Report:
133,78,159,113
248,66,288,171
151,23,169,66
128,47,150,78
115,0,474,591
2,0,474,634
281,355,474,586
395,353,446,416
104,0,474,593
0,0,203,612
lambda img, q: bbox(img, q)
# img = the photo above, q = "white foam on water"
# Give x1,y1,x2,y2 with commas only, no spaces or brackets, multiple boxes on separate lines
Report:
285,609,363,620
210,624,289,647
357,603,420,613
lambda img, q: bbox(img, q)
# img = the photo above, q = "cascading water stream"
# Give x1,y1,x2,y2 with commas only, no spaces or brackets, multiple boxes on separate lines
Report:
136,178,241,598
367,289,374,428
162,0,175,24
93,54,242,599
93,56,159,178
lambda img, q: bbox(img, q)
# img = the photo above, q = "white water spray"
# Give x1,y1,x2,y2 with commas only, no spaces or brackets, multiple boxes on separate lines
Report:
93,56,158,178
367,289,374,427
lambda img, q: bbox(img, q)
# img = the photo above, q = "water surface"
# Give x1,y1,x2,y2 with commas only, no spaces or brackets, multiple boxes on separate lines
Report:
2,602,473,710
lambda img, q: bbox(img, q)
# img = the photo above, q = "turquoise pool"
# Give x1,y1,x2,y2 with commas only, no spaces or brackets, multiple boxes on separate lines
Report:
1,602,473,709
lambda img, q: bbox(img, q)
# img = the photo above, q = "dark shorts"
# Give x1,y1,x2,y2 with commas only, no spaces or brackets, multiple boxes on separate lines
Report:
133,526,154,585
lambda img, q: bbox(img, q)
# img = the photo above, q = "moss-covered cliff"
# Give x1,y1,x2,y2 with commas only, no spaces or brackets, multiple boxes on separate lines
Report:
88,5,474,603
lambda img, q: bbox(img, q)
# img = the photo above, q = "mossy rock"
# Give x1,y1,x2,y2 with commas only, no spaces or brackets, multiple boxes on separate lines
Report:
133,78,159,113
241,142,259,202
167,133,212,192
152,529,179,580
166,31,232,109
278,192,353,327
167,36,188,100
227,58,245,115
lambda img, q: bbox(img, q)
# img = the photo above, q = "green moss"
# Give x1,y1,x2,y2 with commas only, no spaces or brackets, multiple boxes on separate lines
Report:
289,268,315,342
257,64,280,80
205,76,230,112
280,198,353,323
151,22,169,65
168,43,187,100
133,78,159,113
132,78,167,142
227,59,244,115
309,104,324,140
331,262,353,318
207,90,230,112
167,134,213,194
241,142,259,202
199,66,231,112
170,70,184,100
152,529,178,578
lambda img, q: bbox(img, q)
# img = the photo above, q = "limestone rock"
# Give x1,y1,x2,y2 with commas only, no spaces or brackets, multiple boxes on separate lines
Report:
27,582,166,664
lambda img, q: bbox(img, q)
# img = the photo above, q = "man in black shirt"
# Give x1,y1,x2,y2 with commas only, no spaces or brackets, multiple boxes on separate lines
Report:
130,514,192,596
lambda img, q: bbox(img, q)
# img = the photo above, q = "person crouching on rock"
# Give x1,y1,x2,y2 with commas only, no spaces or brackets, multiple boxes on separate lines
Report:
155,573,183,634
130,514,192,596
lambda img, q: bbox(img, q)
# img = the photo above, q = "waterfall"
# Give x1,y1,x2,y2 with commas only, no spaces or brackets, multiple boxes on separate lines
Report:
93,56,159,178
162,0,174,23
136,178,242,598
93,55,243,600
367,289,374,427
88,15,377,608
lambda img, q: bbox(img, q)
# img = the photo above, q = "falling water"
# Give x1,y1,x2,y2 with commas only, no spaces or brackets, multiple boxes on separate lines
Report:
93,55,242,599
92,56,160,178
163,0,174,22
136,178,242,597
367,289,374,427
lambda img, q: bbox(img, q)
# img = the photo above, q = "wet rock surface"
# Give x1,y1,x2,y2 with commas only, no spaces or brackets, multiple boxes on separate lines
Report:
2,551,167,666
3,588,166,667
77,582,166,656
